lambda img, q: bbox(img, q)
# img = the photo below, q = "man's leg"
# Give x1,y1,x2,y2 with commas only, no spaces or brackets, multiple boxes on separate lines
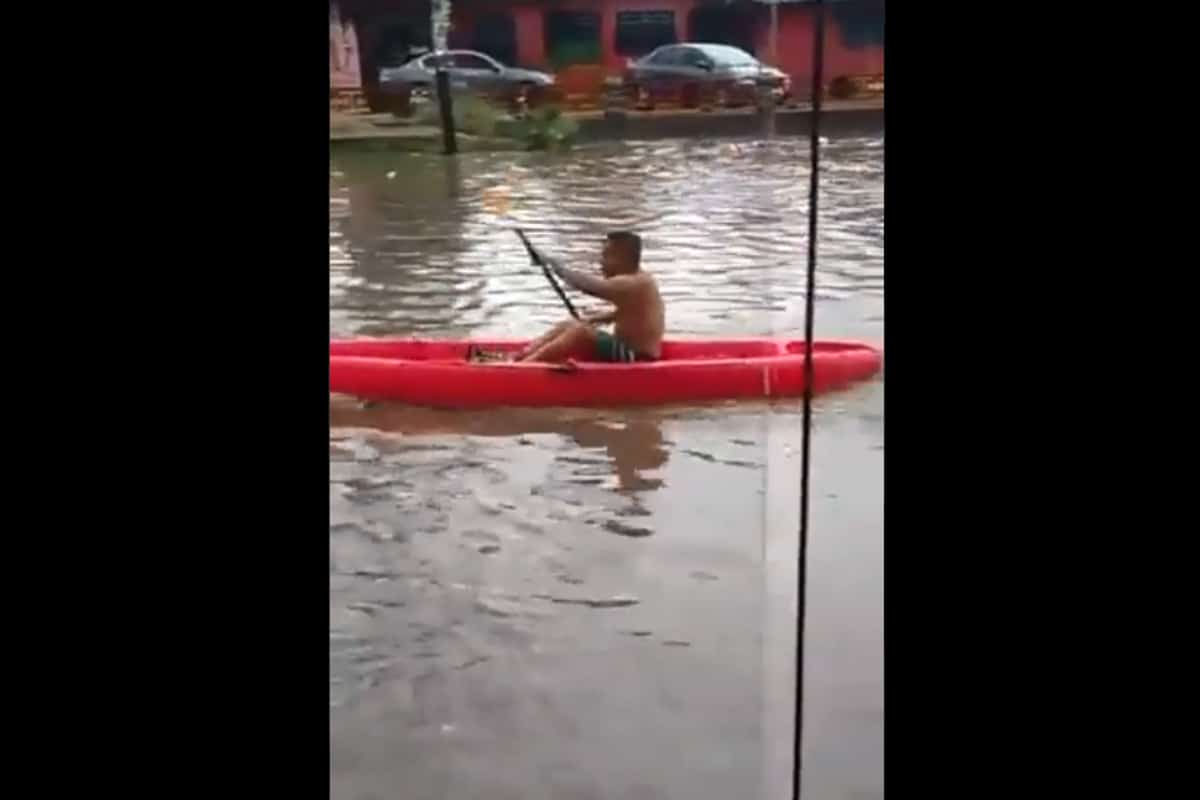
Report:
515,318,577,361
520,320,597,363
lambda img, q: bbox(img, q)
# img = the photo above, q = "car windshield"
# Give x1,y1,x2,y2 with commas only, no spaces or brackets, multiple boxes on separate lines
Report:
695,44,759,67
644,47,677,65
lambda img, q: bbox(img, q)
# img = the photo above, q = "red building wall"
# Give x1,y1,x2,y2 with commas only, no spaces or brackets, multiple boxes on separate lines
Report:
754,5,883,90
513,4,545,66
452,0,883,83
458,0,692,72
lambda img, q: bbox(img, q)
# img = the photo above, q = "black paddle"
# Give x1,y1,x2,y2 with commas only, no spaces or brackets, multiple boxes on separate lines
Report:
513,228,580,320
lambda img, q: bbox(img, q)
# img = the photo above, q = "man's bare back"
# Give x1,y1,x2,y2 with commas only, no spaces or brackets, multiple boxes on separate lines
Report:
596,271,664,360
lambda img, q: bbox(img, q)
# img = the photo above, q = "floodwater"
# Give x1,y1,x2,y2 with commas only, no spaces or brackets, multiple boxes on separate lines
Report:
330,135,883,800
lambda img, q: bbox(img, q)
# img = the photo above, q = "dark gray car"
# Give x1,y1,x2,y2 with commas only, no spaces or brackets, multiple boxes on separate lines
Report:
379,49,554,107
624,43,790,108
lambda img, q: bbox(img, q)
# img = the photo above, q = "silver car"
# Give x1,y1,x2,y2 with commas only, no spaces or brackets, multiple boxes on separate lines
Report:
625,43,791,108
379,49,554,106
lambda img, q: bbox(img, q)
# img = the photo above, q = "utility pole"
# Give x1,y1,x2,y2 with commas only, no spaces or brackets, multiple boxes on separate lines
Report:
431,0,457,155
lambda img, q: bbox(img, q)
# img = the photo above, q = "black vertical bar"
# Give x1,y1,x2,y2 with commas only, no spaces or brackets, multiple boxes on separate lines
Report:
435,67,457,156
792,2,825,800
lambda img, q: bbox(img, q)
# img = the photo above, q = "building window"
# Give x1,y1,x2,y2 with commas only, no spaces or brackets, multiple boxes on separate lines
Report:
687,8,755,57
544,11,602,68
471,13,517,66
834,1,885,49
615,11,677,57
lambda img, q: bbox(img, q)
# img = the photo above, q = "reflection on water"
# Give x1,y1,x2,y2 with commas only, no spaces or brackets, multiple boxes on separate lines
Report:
331,400,670,494
330,137,883,800
331,137,883,340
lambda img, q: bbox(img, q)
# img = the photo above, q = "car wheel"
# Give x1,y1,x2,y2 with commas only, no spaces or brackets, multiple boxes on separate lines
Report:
631,84,654,110
518,81,536,108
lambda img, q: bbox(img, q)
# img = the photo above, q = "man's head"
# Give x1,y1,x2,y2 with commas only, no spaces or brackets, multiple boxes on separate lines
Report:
600,231,642,277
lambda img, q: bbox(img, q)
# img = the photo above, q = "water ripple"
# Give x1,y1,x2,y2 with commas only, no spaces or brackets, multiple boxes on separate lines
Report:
329,136,884,798
330,138,883,340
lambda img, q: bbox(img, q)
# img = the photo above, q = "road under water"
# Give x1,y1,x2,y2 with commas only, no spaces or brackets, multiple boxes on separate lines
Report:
330,135,883,800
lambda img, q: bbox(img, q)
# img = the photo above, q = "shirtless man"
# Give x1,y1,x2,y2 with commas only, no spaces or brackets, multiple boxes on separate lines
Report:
516,231,664,364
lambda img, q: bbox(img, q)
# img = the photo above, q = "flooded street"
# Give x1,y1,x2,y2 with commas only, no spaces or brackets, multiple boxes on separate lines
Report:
330,136,883,800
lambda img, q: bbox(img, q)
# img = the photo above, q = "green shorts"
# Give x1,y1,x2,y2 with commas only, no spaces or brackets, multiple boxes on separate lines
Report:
594,329,650,363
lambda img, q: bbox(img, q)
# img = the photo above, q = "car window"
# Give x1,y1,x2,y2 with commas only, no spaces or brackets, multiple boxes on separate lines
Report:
678,48,711,68
699,45,757,67
451,53,496,70
423,54,450,69
647,46,679,66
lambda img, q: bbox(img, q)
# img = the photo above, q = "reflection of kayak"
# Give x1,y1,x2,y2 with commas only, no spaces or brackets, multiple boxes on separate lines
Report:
330,338,882,408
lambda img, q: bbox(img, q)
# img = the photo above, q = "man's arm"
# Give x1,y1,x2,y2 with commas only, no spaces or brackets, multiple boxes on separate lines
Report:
547,257,635,303
583,309,616,324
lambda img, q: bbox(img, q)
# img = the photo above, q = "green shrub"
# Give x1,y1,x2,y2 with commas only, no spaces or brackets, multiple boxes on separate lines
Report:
829,76,858,100
508,105,579,151
415,91,499,137
547,41,602,70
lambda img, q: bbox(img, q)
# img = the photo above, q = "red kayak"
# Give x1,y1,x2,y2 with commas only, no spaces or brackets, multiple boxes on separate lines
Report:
329,338,882,408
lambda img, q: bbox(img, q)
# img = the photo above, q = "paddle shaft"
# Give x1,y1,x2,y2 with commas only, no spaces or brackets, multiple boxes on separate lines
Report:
514,228,580,319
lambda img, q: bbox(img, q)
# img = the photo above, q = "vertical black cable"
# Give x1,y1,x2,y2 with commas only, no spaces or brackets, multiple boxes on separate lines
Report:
792,2,825,800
